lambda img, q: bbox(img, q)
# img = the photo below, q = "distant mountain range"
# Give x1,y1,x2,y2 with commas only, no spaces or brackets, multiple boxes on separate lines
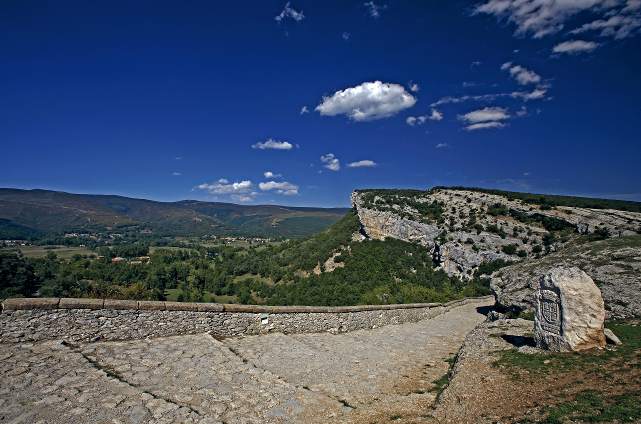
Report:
0,188,348,239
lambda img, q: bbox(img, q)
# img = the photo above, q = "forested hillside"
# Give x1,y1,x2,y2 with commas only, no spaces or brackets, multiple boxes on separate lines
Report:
0,188,347,238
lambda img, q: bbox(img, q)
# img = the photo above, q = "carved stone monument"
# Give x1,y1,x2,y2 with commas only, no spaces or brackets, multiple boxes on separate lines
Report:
534,267,606,352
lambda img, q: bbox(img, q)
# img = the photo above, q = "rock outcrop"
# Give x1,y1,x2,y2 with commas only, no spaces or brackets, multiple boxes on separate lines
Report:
351,188,641,280
534,267,606,352
490,235,641,319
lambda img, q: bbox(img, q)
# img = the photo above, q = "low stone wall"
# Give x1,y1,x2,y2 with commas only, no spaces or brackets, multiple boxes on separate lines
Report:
0,296,492,343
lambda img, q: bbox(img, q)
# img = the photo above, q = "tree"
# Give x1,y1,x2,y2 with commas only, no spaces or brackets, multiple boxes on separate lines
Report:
0,251,39,298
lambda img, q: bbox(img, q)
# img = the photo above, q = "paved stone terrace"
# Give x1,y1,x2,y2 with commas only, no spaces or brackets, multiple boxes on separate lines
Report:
0,299,492,423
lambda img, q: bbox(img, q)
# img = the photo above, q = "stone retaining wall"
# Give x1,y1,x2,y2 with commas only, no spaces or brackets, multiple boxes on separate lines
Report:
0,296,492,343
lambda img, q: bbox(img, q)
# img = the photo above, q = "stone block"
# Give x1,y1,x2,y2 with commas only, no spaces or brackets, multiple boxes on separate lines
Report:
59,298,105,310
137,301,166,311
223,304,269,313
104,299,138,310
196,303,224,312
2,298,60,311
534,267,606,352
163,301,198,311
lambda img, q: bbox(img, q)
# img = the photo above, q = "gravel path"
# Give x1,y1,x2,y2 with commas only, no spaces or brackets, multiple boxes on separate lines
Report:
0,299,491,423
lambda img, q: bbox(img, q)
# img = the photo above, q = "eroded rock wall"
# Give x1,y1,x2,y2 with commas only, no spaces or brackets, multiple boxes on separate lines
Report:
351,189,641,280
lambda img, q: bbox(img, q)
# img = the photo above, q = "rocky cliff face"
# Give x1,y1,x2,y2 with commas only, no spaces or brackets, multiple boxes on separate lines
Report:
351,188,641,280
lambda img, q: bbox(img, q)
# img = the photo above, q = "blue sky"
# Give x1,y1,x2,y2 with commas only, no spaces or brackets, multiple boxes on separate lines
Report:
2,0,641,207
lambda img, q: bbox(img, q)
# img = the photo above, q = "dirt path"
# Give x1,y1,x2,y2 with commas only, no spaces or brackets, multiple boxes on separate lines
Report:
0,298,492,423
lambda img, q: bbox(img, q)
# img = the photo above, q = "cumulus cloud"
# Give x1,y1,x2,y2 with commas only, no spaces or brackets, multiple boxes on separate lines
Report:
501,62,542,85
342,31,351,40
435,143,449,148
364,1,386,18
259,180,299,195
300,106,309,114
263,171,282,179
406,109,443,126
171,172,182,176
320,153,341,171
196,179,258,202
459,106,510,131
553,39,600,54
347,160,377,168
252,138,294,150
275,2,305,23
409,82,420,92
316,81,416,121
474,0,639,40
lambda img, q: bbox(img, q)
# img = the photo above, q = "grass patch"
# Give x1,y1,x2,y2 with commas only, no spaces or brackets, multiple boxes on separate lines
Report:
4,245,94,259
430,354,458,397
495,322,641,375
539,390,641,423
495,322,641,423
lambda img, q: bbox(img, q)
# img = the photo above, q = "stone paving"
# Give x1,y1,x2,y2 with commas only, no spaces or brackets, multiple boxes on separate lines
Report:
0,299,491,423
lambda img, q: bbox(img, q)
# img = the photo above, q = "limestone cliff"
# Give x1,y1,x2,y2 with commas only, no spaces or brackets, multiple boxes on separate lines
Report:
351,188,641,280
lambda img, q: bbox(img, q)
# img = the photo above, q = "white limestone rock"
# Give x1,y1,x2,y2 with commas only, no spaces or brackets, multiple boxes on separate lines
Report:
534,267,606,352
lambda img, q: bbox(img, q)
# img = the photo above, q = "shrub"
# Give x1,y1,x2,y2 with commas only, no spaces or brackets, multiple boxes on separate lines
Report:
502,244,518,255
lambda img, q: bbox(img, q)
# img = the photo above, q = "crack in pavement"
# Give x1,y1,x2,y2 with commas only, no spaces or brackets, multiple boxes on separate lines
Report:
208,334,356,413
60,340,206,417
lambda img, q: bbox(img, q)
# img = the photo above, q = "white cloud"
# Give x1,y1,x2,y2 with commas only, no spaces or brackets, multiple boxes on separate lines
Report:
342,31,351,40
347,160,377,168
409,82,420,92
263,171,282,179
471,60,482,67
474,0,640,40
171,172,182,176
196,179,257,201
571,13,641,39
316,81,416,121
300,106,309,114
435,143,449,148
320,153,341,171
459,106,510,131
431,86,548,107
460,106,510,124
364,1,386,18
259,180,299,196
553,39,600,54
501,62,542,85
473,0,610,38
275,2,305,23
511,86,549,100
465,122,507,131
406,109,444,126
429,108,444,121
252,138,294,150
